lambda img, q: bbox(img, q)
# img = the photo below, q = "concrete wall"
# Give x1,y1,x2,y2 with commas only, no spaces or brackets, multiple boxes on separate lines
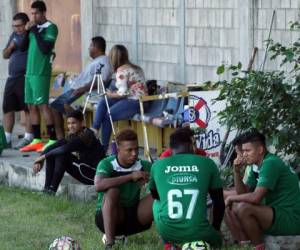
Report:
86,0,300,85
0,1,14,120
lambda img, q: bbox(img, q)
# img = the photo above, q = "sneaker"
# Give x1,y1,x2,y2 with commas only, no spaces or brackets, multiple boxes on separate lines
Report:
37,139,57,152
102,234,127,245
20,139,44,152
5,141,12,149
14,138,32,150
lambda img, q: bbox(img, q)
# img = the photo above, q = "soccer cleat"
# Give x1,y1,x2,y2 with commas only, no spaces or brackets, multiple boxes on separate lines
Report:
37,139,57,152
20,139,44,152
102,234,127,246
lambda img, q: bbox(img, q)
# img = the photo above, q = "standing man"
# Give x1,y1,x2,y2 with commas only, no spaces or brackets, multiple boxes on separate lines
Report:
225,131,300,250
94,128,153,249
20,1,58,152
50,36,112,139
149,127,225,249
2,12,33,149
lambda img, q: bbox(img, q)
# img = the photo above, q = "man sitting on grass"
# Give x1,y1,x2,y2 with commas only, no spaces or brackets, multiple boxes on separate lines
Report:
225,130,300,250
94,128,153,250
149,127,225,249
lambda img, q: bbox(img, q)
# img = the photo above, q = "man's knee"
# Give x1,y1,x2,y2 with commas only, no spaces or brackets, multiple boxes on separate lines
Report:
232,202,252,218
103,188,120,207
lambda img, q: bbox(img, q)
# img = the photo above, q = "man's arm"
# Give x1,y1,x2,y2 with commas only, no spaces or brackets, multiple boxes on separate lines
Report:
2,42,15,59
31,26,54,54
209,188,225,230
226,187,268,206
94,171,147,192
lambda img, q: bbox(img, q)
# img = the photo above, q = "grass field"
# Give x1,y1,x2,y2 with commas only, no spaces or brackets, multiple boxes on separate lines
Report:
0,186,251,250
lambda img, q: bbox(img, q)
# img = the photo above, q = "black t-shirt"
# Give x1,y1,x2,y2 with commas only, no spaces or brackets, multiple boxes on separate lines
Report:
43,128,106,167
5,32,28,78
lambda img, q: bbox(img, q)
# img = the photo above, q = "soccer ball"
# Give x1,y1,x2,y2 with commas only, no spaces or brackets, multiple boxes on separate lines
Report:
49,236,81,250
182,240,211,250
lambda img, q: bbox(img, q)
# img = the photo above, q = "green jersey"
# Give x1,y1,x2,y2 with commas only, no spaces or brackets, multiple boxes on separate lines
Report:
26,21,58,76
95,156,151,211
149,154,222,245
247,153,300,209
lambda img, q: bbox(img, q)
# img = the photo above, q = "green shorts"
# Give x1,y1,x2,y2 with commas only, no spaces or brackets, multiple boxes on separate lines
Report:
265,206,300,235
25,75,51,105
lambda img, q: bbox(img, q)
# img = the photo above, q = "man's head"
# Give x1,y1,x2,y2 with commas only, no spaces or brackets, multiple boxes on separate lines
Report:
170,127,195,154
66,110,84,134
116,128,139,166
12,12,29,34
232,134,244,158
89,36,106,58
240,130,266,165
31,1,47,24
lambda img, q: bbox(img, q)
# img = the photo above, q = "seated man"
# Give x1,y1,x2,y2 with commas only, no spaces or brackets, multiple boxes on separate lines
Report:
94,128,153,249
224,133,258,245
149,127,225,249
225,130,300,250
50,36,112,139
32,110,106,194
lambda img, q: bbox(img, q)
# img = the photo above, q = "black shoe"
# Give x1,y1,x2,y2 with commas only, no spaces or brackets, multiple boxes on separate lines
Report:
105,243,114,250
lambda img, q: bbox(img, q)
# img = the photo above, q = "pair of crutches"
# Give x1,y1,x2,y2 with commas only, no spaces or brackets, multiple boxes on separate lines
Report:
82,64,117,153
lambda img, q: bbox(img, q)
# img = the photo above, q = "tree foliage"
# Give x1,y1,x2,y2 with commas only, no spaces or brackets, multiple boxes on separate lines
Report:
212,24,300,166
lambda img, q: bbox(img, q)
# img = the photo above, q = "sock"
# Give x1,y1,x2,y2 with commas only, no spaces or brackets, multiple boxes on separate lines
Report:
47,124,56,140
255,243,265,250
32,124,41,139
5,132,12,143
24,132,34,141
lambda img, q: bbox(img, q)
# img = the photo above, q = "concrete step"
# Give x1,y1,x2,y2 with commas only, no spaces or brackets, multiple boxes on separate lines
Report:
0,148,96,202
265,235,300,250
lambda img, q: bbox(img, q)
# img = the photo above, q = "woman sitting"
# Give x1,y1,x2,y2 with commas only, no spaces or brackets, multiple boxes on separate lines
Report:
91,44,147,152
33,110,106,194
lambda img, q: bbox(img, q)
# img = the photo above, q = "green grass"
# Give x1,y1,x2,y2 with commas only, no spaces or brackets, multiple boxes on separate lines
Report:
0,186,250,250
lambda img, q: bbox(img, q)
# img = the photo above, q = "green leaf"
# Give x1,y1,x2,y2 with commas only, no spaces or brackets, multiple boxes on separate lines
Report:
216,65,225,75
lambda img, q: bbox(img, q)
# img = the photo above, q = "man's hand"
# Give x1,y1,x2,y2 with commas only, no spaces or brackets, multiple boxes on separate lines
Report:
8,41,15,50
25,21,36,31
131,171,149,182
73,86,87,96
225,196,234,208
233,155,245,174
33,162,42,174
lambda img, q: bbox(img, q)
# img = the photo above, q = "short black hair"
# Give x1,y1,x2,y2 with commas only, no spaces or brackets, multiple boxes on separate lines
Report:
240,130,266,147
232,133,244,147
92,36,106,52
13,12,29,24
31,1,47,12
116,128,137,145
66,110,84,122
170,127,194,150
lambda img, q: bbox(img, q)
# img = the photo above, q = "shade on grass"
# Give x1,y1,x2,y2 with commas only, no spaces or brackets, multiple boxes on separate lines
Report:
0,186,250,250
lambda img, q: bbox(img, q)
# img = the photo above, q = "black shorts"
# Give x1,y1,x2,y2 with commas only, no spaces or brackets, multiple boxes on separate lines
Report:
2,76,28,113
95,206,151,236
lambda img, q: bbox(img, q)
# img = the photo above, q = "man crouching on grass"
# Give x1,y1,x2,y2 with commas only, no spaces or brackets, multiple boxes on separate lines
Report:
94,128,153,249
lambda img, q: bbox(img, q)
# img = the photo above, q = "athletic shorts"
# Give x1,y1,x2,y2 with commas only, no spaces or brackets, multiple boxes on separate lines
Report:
2,76,28,113
50,89,82,114
265,206,300,235
25,75,51,105
95,206,151,236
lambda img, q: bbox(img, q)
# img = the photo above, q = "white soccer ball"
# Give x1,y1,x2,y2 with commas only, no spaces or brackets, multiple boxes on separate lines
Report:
182,240,211,250
49,236,81,250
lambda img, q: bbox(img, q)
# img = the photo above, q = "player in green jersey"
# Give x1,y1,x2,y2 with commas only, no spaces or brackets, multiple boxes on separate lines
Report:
225,131,300,250
149,127,225,249
19,1,58,152
94,129,153,249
